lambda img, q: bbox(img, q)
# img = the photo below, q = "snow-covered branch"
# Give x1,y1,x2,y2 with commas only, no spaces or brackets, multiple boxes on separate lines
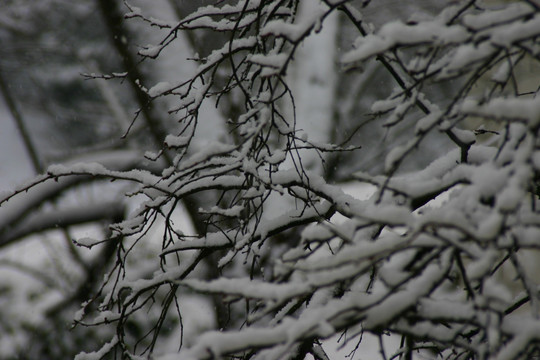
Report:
3,0,540,359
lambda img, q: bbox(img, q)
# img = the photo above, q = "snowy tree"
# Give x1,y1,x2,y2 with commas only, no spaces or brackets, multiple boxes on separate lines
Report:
2,0,540,359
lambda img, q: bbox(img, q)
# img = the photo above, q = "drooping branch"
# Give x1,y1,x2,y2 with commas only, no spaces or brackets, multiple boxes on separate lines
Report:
96,0,173,165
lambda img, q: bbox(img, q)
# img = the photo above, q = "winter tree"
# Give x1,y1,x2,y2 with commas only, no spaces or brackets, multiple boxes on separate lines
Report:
2,0,540,359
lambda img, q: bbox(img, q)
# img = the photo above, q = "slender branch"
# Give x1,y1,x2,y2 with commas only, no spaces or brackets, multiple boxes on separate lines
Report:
0,61,41,172
96,0,173,166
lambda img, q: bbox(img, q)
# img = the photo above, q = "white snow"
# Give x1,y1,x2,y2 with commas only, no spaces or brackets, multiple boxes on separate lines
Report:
74,335,118,360
461,97,540,127
148,81,173,97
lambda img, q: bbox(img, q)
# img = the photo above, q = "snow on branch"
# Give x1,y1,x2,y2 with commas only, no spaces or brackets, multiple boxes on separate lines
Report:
4,1,540,359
